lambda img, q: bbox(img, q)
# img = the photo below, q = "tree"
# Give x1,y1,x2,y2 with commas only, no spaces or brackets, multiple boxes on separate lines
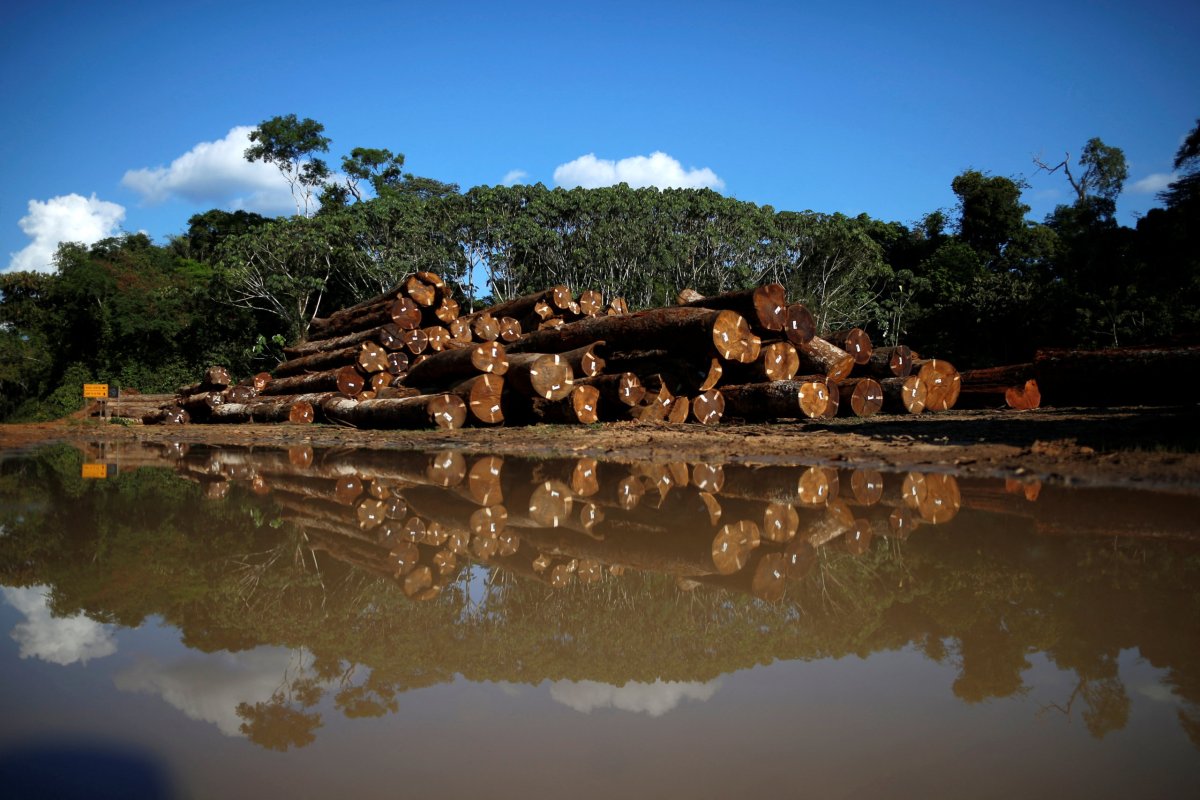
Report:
1034,137,1128,219
1159,117,1200,214
951,170,1030,260
245,115,332,216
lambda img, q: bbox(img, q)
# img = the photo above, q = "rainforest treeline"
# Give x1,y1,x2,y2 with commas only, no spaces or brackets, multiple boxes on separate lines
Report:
1,114,1197,420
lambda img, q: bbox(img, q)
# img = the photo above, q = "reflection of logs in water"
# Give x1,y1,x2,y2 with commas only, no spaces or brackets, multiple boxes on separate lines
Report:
126,442,998,603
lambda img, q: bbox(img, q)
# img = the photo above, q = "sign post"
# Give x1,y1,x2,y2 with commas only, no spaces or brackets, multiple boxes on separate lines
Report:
83,383,110,419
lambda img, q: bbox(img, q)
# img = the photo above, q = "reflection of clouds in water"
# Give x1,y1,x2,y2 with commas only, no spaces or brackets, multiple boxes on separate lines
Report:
114,648,309,737
1137,683,1182,704
550,679,720,717
2,585,117,665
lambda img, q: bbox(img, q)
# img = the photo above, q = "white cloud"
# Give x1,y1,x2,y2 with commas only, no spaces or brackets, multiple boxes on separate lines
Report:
553,152,724,191
549,678,720,717
6,194,126,273
3,585,118,665
121,125,295,213
114,647,310,737
1129,172,1178,194
501,169,529,186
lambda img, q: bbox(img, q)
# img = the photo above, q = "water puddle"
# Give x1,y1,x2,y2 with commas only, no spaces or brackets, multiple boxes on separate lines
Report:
1,441,1198,796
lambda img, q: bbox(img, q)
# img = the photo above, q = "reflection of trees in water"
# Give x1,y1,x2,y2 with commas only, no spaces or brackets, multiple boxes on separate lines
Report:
1,444,1199,751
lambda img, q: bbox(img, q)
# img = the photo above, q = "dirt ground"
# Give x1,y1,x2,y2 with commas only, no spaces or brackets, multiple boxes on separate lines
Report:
3,405,1199,495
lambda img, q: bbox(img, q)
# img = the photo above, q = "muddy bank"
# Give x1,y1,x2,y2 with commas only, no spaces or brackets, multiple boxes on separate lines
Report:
3,405,1199,495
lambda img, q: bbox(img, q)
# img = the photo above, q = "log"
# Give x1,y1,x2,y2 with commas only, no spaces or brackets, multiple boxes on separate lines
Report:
505,384,601,425
402,341,508,389
956,375,1042,410
505,353,574,401
471,286,572,323
678,283,787,333
720,378,836,421
273,343,367,378
691,389,724,425
320,393,466,430
1014,345,1193,408
722,341,799,384
836,377,884,417
782,303,816,346
507,307,757,364
449,373,505,424
916,359,961,411
144,406,190,425
258,365,364,397
796,336,855,381
825,328,873,366
284,325,399,358
575,372,645,411
559,341,606,379
308,297,421,339
879,375,927,414
853,345,914,379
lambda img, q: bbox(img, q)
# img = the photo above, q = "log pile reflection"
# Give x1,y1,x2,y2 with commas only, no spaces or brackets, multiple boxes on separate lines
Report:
165,445,969,604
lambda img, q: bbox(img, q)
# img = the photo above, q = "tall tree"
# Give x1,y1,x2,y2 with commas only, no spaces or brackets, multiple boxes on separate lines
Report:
951,170,1031,260
1034,137,1128,219
245,115,332,217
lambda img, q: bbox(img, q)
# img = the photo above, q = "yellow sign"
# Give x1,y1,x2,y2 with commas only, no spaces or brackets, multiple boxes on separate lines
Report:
81,463,110,479
83,383,110,399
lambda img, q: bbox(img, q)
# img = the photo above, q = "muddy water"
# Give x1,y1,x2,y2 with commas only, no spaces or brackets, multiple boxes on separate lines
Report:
1,441,1198,798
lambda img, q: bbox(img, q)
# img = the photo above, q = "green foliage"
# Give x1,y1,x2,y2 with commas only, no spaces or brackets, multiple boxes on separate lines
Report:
951,170,1031,261
245,114,332,216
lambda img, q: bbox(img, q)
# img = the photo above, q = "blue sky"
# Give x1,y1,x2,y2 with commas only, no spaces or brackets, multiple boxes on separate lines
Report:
2,0,1198,271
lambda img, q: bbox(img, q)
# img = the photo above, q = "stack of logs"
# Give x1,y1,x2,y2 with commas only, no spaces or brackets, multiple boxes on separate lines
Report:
140,271,993,430
177,273,1176,429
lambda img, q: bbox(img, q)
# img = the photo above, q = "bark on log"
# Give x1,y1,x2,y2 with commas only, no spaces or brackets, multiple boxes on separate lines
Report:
284,325,399,358
559,341,606,379
320,393,467,430
720,377,836,421
796,336,855,381
504,384,601,425
470,286,572,323
257,365,365,397
507,307,757,364
402,341,508,389
678,283,787,333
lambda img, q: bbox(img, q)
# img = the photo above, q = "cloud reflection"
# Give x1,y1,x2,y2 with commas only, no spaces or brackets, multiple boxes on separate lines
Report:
549,678,720,717
114,648,309,737
2,585,117,665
